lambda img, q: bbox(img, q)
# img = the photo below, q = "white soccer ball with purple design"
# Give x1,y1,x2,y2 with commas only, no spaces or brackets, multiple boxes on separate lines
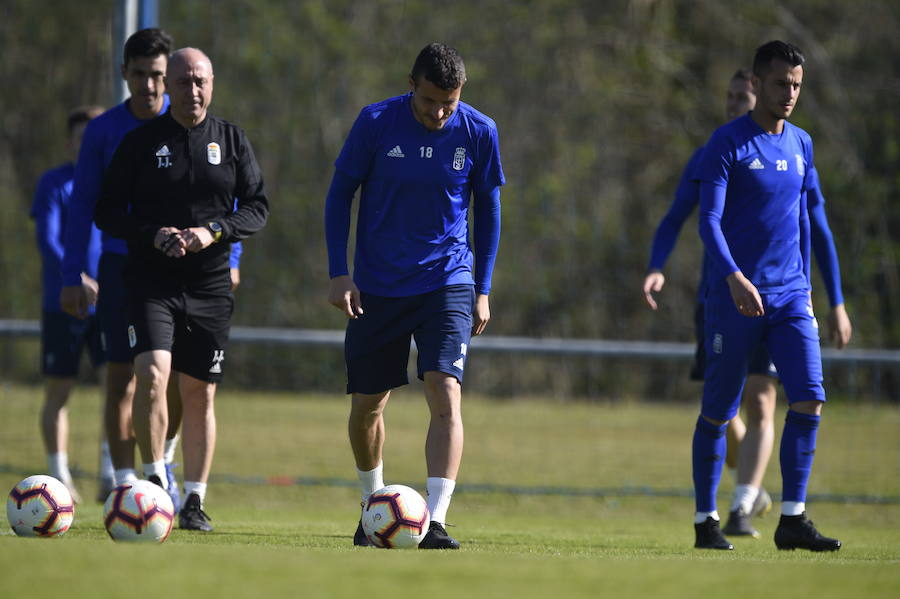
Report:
103,480,175,542
7,474,75,537
361,484,430,548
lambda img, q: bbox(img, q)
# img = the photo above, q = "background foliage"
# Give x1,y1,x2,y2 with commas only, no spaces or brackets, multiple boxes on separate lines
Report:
1,0,897,398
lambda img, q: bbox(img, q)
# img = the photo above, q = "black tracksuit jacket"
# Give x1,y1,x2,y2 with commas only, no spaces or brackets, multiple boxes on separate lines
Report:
95,110,269,287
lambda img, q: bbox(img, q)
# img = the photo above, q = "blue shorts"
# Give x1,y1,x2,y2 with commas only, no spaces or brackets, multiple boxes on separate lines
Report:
40,310,105,377
344,284,475,395
97,252,132,363
702,288,824,422
690,302,778,381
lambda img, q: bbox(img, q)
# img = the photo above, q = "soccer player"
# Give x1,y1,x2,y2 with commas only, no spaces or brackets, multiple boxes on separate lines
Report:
325,43,504,549
643,70,852,538
31,105,107,504
691,40,841,551
94,47,269,532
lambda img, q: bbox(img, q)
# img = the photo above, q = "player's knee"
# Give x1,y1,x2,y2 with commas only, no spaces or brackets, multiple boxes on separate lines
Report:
789,399,823,416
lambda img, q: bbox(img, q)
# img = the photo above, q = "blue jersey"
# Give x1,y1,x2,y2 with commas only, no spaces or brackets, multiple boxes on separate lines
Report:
648,139,843,306
329,93,504,297
696,113,814,297
31,162,102,312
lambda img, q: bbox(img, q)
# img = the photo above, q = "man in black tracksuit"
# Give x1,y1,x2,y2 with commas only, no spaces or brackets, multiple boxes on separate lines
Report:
95,47,268,531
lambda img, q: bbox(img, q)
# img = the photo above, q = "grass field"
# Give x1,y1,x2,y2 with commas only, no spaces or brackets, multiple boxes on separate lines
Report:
1,382,898,598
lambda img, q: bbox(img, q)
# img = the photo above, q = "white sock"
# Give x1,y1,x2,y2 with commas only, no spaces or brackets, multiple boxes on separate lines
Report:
731,484,760,514
48,452,71,483
100,441,115,480
695,510,720,524
782,501,805,516
164,435,179,464
143,461,168,489
114,468,138,485
183,481,207,508
727,467,737,482
426,477,456,524
356,463,384,504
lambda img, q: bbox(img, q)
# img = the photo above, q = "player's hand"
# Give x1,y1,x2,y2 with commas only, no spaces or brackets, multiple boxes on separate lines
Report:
329,275,363,318
81,273,99,307
472,293,490,336
827,303,852,349
643,270,665,310
60,285,89,319
726,271,764,317
230,267,241,291
154,226,187,258
181,226,215,253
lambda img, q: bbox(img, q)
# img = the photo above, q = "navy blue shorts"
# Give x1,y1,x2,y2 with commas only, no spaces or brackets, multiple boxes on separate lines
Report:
690,302,778,381
702,289,825,422
127,276,233,383
40,310,105,377
97,252,132,363
344,284,475,395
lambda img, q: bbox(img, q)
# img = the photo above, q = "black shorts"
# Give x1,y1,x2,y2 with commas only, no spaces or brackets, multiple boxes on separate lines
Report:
127,278,233,383
690,301,779,381
40,310,105,377
97,252,133,363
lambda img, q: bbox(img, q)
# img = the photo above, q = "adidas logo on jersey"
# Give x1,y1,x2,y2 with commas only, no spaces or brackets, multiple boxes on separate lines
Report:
453,358,465,370
386,145,405,158
155,145,172,157
748,158,765,170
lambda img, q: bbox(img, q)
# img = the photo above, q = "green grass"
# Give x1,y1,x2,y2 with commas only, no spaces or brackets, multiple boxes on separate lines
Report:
1,383,898,597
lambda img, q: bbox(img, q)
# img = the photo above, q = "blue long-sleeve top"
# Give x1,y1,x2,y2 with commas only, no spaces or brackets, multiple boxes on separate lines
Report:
31,162,102,312
647,138,844,306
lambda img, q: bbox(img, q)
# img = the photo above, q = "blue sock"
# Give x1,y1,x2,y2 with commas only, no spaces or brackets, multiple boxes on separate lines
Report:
780,410,820,503
692,415,728,513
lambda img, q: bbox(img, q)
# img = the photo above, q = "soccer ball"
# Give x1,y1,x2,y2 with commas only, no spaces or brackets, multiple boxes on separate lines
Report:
361,484,430,549
103,480,175,543
7,474,75,537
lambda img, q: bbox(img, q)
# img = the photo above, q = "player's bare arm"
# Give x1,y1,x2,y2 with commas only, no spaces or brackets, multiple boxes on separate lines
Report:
642,270,666,310
328,274,363,318
472,294,490,336
828,303,852,349
230,267,240,291
726,271,764,317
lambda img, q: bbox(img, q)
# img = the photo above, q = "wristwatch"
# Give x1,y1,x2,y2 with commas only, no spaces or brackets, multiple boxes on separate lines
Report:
205,221,223,243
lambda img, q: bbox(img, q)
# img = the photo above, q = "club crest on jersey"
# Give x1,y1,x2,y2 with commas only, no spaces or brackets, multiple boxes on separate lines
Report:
207,142,221,165
452,147,466,171
795,154,804,176
155,145,172,168
127,325,137,348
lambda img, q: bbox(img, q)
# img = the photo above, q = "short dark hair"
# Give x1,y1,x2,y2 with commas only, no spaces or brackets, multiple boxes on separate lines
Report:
66,105,104,134
410,43,466,90
752,41,805,78
123,28,173,66
731,67,753,82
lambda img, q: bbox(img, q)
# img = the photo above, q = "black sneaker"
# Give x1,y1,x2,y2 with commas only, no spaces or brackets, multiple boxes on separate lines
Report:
353,520,372,547
418,521,460,550
774,512,840,552
179,493,213,532
694,517,734,550
722,509,760,538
